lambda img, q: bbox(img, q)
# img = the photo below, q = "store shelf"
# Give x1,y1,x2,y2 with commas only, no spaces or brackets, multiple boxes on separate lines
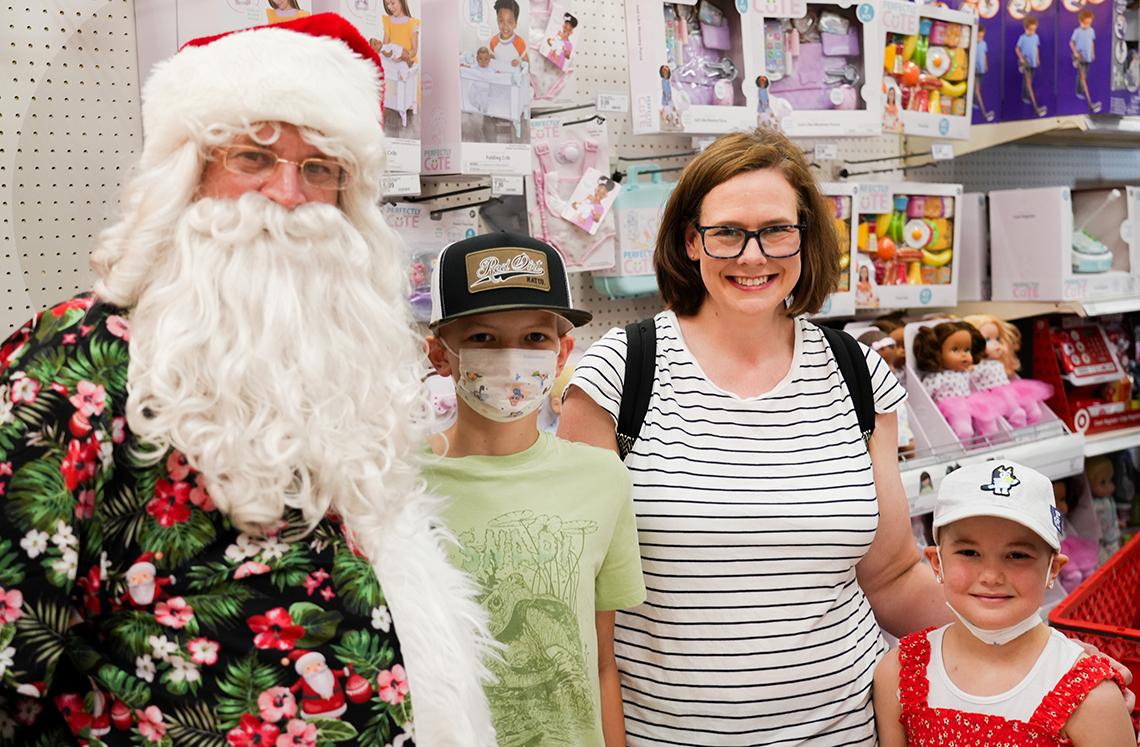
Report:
932,297,1140,322
904,429,1086,516
1085,425,1140,457
907,116,1140,163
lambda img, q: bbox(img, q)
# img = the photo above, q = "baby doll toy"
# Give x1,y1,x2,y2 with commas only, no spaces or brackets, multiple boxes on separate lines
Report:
1053,477,1099,592
1086,456,1122,563
912,321,1006,441
962,314,1054,428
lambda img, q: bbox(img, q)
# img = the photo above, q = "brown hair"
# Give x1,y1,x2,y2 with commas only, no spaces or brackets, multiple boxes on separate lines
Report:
653,128,840,318
912,321,986,373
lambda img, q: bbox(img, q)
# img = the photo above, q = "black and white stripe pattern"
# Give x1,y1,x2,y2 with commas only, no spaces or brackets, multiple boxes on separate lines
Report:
569,311,906,746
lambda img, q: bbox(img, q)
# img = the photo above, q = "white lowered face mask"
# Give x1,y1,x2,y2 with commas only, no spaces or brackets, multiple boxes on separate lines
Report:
447,345,559,423
937,546,1054,646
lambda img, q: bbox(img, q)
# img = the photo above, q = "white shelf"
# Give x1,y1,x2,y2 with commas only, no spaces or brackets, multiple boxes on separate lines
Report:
930,296,1140,322
907,115,1140,164
1085,425,1140,457
904,430,1086,517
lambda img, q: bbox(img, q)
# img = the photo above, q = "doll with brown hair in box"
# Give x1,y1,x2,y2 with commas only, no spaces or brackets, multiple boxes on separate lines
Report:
912,321,1007,441
963,314,1053,427
1054,477,1100,592
1086,456,1122,564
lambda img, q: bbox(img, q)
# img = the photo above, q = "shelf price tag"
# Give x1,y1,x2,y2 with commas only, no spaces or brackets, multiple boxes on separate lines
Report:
931,143,955,161
491,175,525,197
382,174,420,196
814,143,839,161
596,93,630,113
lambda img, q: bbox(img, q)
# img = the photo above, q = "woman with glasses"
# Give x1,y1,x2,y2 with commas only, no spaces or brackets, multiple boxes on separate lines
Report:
557,128,947,745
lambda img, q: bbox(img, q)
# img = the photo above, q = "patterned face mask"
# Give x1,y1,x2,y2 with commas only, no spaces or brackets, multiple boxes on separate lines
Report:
449,346,559,423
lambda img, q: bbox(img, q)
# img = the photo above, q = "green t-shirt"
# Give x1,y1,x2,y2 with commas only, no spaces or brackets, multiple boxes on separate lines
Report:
425,432,646,747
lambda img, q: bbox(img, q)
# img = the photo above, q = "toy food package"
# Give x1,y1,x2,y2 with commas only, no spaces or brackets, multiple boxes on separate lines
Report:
815,182,858,317
626,0,757,134
525,115,617,272
854,182,962,310
880,4,978,138
530,0,580,105
747,1,885,136
382,200,479,321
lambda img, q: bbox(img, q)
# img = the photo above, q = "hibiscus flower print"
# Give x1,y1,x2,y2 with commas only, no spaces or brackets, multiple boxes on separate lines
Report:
168,656,201,685
60,437,99,491
247,607,304,651
371,605,391,632
135,705,167,743
75,489,95,520
19,529,47,558
0,587,23,624
276,718,317,747
166,451,191,481
9,376,39,405
68,380,106,418
146,478,192,528
235,560,271,579
377,664,410,705
135,655,156,682
257,686,297,723
148,635,178,662
14,698,41,726
0,647,14,677
155,596,194,629
227,713,280,747
187,637,219,666
105,314,131,340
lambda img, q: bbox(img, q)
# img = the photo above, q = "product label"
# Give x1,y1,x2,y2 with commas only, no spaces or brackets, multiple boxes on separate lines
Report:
491,175,525,196
815,143,839,161
931,143,955,160
857,184,892,216
382,174,421,196
597,92,630,112
461,143,531,176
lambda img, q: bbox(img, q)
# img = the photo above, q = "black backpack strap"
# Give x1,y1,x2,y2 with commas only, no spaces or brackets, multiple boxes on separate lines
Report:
819,324,876,444
616,318,657,460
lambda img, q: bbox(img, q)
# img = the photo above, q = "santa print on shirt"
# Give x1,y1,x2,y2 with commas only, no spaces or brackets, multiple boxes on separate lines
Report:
0,296,416,746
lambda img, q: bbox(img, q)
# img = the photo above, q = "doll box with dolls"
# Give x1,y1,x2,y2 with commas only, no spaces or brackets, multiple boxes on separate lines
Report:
742,0,885,137
879,3,978,139
813,182,858,318
625,0,758,134
420,0,536,174
989,186,1140,303
852,182,963,311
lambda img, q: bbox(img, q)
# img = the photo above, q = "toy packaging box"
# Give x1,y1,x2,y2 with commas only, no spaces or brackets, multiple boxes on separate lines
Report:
593,164,676,299
989,185,1140,302
529,0,583,106
815,182,858,318
421,0,535,174
525,115,617,273
743,1,884,137
382,200,478,321
1055,0,1140,116
626,0,758,134
951,0,1002,123
852,182,963,310
1002,0,1056,119
880,3,978,139
956,191,991,301
317,0,424,173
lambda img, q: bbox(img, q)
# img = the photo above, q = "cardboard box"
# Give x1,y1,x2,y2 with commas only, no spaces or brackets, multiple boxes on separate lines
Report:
989,186,1140,302
744,1,885,137
1055,0,1140,116
421,0,535,174
853,182,963,310
950,0,1002,124
815,182,859,318
1003,0,1056,119
626,0,757,135
956,192,990,301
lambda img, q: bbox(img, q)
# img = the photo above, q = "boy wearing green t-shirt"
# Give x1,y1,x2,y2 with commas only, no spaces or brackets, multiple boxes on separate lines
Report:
423,233,645,746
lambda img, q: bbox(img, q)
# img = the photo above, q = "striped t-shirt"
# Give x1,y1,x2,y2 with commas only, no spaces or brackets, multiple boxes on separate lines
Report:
568,311,907,746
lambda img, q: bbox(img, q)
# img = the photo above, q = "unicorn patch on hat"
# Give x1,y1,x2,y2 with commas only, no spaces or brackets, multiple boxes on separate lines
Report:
980,465,1021,498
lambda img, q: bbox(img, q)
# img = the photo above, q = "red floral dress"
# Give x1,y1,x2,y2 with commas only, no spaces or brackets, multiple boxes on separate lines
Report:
897,627,1125,746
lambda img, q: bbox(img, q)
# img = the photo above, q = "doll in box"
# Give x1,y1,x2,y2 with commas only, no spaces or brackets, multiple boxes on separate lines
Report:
963,314,1054,428
1054,477,1100,592
1086,455,1123,563
913,321,1006,440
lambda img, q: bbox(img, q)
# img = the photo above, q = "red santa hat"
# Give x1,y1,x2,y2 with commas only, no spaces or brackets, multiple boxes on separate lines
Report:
287,649,325,675
138,13,385,173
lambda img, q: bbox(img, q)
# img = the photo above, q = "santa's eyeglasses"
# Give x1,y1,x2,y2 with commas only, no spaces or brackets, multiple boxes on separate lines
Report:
216,145,351,191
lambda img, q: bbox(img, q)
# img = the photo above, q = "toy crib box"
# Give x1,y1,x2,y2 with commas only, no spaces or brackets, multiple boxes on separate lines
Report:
879,3,978,139
421,0,535,175
743,0,885,137
626,0,759,134
593,164,676,299
319,0,424,173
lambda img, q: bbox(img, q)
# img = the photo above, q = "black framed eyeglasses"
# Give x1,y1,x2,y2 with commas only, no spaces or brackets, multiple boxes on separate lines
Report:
216,145,351,191
695,224,806,260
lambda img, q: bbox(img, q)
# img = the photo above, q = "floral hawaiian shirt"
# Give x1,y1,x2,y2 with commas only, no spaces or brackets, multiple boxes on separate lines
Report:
0,294,414,746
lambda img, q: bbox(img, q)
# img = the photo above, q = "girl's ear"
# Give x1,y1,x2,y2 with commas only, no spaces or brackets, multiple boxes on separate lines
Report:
924,545,943,582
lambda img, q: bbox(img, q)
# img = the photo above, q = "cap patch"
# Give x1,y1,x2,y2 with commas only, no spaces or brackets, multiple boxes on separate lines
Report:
1050,505,1064,534
980,465,1021,498
465,248,551,294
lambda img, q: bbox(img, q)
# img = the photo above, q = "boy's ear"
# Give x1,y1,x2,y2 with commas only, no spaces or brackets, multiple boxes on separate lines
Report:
426,336,454,378
556,334,575,374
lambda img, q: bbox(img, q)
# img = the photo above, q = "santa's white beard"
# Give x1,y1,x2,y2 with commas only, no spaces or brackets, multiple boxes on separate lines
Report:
129,580,155,606
306,666,335,699
125,194,429,533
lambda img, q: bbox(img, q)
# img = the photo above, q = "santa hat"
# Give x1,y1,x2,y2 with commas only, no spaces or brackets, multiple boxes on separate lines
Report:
287,649,325,675
128,552,160,573
139,13,385,172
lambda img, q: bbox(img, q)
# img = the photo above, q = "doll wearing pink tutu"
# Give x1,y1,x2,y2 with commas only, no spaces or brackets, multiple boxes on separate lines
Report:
963,314,1053,427
913,321,1007,440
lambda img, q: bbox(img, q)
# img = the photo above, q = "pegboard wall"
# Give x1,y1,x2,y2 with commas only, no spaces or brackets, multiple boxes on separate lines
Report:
1,1,142,335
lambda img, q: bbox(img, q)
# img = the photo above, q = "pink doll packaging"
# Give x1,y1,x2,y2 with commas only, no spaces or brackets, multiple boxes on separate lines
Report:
382,201,478,321
525,115,617,272
530,0,580,104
